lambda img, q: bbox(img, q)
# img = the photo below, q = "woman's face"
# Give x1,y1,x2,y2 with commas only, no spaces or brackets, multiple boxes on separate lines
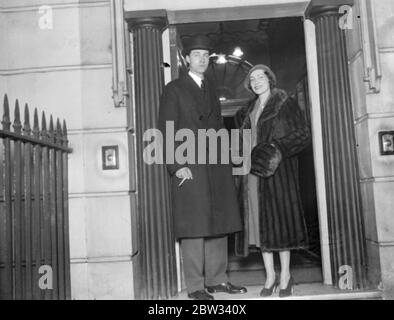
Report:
249,69,270,96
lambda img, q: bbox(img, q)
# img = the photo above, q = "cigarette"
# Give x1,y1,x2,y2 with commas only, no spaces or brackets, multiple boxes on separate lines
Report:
178,177,187,187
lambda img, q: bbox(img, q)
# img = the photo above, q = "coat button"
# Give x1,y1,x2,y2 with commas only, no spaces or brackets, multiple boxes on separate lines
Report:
199,115,204,120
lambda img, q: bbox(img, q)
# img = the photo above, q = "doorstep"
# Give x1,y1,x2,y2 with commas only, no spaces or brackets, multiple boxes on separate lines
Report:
171,283,383,300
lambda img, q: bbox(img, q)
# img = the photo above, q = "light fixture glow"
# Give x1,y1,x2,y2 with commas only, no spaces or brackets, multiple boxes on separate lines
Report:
233,47,244,58
216,54,227,64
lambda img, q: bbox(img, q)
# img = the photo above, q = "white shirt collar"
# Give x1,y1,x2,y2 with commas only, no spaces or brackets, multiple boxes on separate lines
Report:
188,71,203,88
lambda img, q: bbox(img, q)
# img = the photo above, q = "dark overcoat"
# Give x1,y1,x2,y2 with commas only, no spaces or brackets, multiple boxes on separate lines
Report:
158,74,242,239
234,88,311,255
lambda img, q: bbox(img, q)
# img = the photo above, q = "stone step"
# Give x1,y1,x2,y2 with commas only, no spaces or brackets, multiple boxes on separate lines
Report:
232,284,383,300
172,284,383,300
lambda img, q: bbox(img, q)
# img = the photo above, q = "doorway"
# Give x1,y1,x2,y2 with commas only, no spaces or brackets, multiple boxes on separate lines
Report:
127,1,372,298
172,17,323,287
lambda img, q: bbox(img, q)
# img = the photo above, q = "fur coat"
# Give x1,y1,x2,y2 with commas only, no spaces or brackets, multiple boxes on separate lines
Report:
234,88,311,255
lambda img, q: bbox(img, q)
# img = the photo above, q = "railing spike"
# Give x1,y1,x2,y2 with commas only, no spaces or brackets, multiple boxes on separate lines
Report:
48,114,55,143
41,112,47,130
3,93,8,106
41,111,47,141
49,114,54,130
32,108,40,138
62,120,68,136
23,103,31,136
13,99,22,134
63,120,68,147
2,94,11,131
3,94,9,113
15,99,20,114
56,118,62,145
56,118,61,131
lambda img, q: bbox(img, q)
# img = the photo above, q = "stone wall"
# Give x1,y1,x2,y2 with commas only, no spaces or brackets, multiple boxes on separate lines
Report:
0,0,134,299
346,0,394,295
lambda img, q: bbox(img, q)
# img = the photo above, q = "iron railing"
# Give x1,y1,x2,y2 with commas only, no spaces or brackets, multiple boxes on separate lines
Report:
0,94,72,300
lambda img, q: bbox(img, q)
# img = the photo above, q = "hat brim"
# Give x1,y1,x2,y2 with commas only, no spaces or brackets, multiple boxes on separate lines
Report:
182,46,213,57
244,64,277,93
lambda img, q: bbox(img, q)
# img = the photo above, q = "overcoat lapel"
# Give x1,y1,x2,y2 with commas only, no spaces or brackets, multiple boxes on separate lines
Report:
179,74,214,117
206,83,216,118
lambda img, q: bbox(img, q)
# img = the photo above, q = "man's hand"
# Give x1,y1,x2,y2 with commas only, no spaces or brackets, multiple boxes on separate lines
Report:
175,167,193,186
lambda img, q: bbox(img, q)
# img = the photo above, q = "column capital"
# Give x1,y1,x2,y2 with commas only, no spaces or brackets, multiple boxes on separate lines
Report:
305,0,354,20
125,10,168,32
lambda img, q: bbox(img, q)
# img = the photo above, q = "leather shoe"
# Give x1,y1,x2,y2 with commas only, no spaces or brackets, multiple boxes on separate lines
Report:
188,290,214,300
206,282,247,294
279,276,295,298
260,281,278,297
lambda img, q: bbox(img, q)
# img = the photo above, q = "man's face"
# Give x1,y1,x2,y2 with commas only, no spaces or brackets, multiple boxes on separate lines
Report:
186,49,210,75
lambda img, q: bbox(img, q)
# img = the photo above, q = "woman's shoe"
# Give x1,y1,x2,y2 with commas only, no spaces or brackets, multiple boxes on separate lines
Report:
278,276,294,298
260,281,277,297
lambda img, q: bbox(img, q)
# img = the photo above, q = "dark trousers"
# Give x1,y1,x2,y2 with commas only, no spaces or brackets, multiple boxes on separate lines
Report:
180,236,228,293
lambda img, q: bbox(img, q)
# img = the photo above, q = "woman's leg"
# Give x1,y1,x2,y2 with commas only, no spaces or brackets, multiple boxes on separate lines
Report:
279,250,291,289
262,251,276,288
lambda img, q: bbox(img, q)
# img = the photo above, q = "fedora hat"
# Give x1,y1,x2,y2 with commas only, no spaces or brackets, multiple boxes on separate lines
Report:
182,35,214,57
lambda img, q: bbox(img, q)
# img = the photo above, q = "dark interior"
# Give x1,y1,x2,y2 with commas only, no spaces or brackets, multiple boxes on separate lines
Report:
175,17,322,285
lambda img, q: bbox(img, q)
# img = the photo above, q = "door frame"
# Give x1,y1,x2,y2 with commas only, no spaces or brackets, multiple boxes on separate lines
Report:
163,0,333,287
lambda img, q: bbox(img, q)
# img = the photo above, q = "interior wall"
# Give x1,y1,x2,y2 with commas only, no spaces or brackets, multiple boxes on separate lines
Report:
269,18,320,255
269,18,307,93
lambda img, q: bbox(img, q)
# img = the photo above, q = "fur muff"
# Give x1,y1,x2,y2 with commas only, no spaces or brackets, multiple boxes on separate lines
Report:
250,143,282,178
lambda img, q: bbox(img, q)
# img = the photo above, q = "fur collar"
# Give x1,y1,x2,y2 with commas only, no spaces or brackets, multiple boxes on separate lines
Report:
238,88,289,129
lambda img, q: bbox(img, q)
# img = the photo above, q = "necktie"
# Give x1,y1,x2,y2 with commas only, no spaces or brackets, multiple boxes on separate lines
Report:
201,80,207,98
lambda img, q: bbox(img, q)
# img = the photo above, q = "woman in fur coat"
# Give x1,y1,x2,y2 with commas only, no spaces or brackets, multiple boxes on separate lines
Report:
235,64,311,297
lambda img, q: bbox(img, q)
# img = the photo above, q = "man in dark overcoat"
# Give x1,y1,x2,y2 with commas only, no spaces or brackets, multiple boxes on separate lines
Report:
158,35,246,300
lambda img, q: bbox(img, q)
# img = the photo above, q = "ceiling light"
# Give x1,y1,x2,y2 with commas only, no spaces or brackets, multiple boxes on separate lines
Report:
233,47,244,57
216,54,227,64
